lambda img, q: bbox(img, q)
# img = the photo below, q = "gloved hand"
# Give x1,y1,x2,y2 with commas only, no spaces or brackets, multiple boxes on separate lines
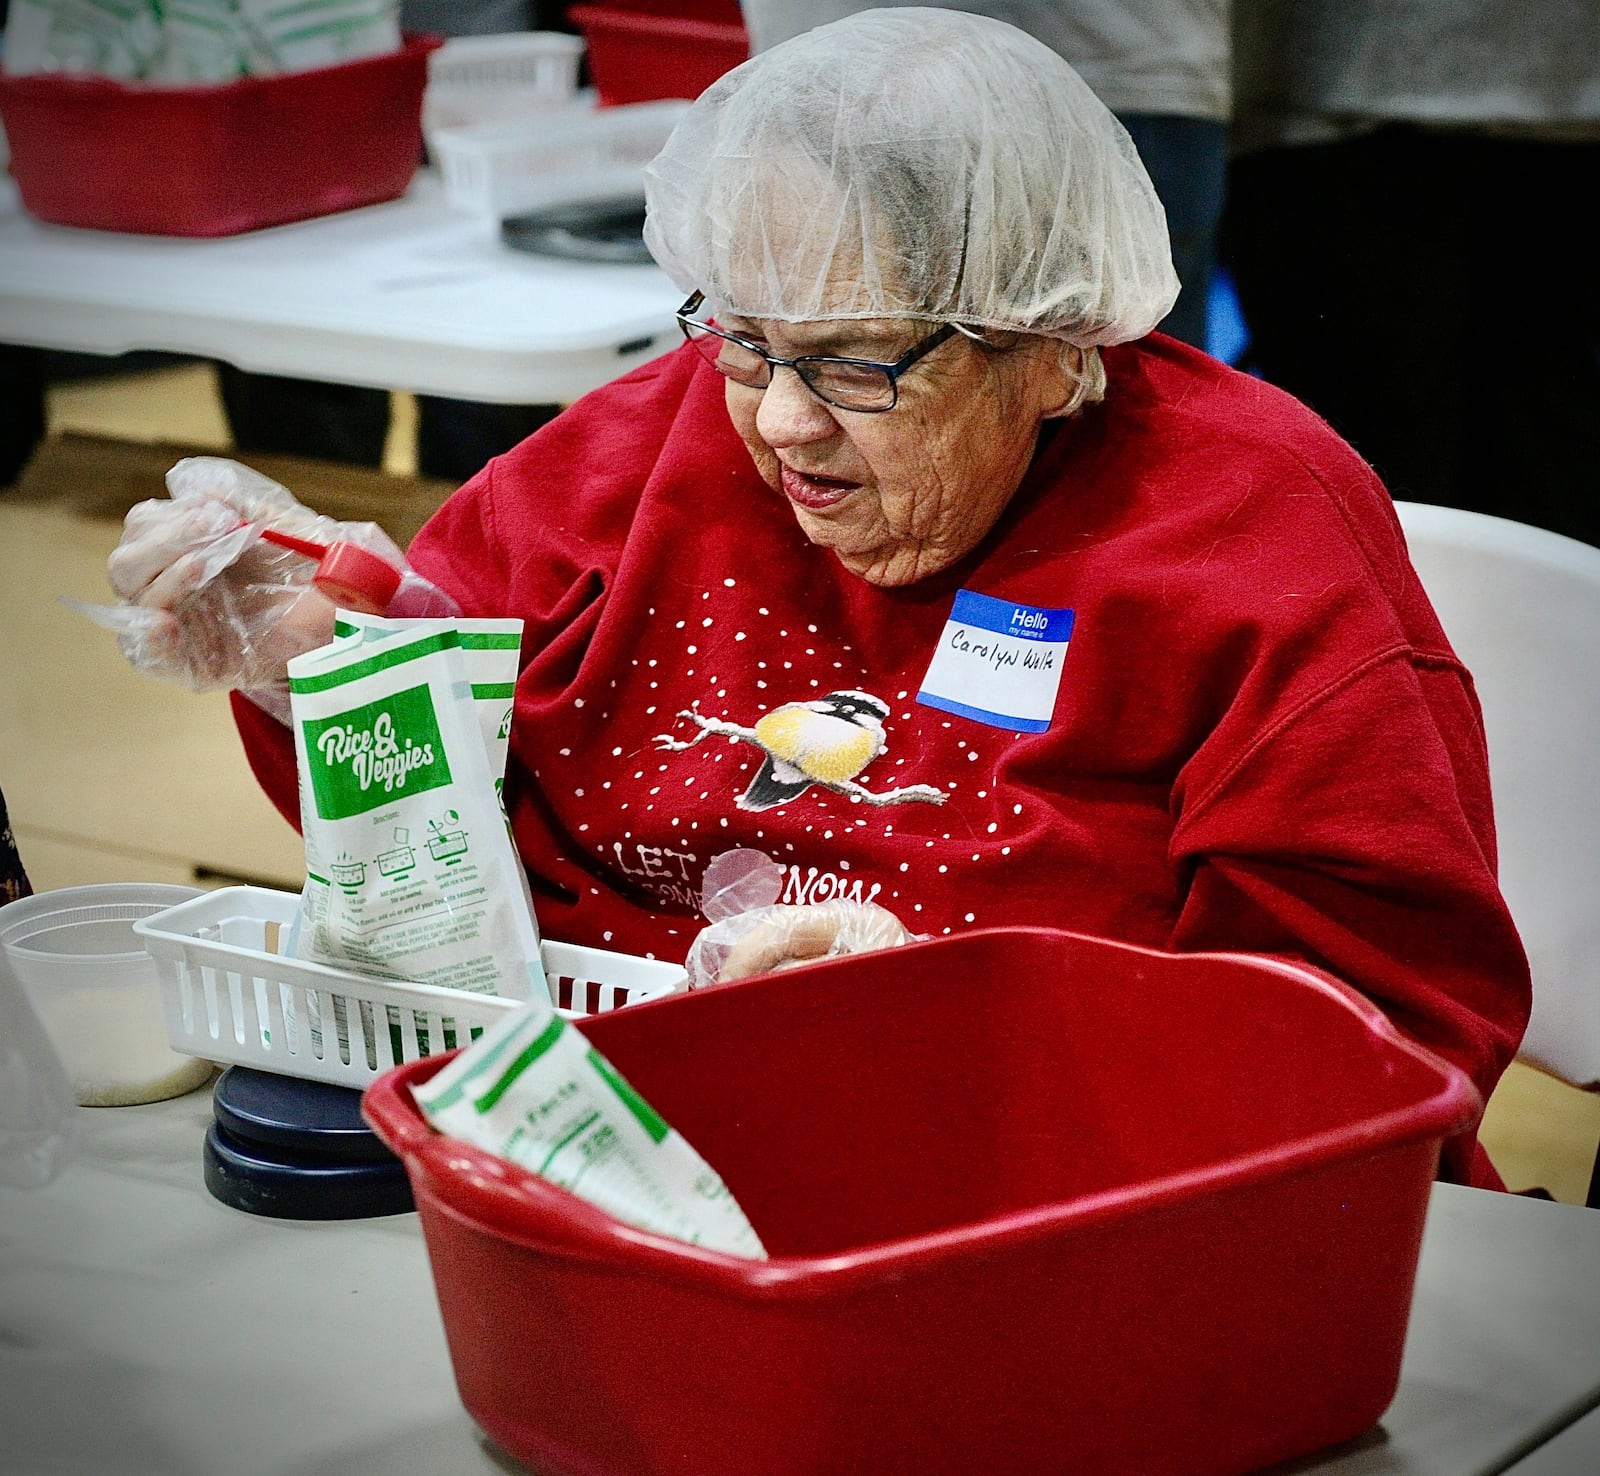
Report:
93,457,456,718
686,898,917,987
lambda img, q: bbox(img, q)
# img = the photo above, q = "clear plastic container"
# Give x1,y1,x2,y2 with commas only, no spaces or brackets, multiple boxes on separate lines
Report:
0,884,213,1107
423,31,585,132
429,98,689,220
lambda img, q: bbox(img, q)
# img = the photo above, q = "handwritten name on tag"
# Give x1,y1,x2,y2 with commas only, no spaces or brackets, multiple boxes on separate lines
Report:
917,590,1073,733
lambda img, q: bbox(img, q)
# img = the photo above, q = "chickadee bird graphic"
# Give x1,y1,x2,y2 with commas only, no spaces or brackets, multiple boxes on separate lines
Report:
654,689,946,809
740,691,892,811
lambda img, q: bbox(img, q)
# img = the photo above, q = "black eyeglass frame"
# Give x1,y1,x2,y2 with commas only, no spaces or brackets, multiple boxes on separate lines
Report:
675,291,961,413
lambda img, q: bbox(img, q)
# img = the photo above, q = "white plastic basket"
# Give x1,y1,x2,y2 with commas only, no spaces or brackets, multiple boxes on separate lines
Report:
132,886,686,1091
423,31,586,132
430,98,689,219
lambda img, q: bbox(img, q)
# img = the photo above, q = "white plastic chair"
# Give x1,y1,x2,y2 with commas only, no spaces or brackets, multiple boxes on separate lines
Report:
1395,502,1600,1203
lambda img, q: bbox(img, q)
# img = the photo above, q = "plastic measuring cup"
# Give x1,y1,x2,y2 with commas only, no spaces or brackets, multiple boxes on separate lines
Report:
0,884,212,1107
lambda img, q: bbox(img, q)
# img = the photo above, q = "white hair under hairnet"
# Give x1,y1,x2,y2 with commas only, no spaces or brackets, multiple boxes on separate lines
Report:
642,7,1179,345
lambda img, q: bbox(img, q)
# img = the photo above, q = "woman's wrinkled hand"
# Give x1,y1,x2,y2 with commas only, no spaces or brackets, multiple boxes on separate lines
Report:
686,899,916,987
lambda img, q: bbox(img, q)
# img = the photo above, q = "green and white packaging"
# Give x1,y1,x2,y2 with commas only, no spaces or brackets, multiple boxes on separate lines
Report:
2,0,163,79
413,1003,768,1260
333,613,521,799
2,0,399,80
298,617,765,1257
237,0,400,77
287,621,543,1004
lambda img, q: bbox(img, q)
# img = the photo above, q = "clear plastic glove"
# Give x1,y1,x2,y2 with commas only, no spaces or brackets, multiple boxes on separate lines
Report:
685,849,918,987
82,457,456,719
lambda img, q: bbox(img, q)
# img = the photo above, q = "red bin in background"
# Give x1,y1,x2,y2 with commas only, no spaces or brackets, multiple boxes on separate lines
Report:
0,35,441,237
567,3,749,106
365,925,1478,1476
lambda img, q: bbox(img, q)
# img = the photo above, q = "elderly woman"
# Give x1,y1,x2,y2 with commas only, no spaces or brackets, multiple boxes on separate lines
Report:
106,10,1527,1186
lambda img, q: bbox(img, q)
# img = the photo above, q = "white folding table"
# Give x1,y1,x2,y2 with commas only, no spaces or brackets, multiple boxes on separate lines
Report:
3,1084,1599,1476
0,171,684,405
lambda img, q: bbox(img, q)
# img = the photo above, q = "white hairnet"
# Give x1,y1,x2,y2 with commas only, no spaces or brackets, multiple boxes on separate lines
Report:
642,7,1179,345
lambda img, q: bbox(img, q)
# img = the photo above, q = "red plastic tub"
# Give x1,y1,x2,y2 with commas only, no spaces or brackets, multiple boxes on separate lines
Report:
567,4,749,105
364,926,1478,1476
586,0,743,18
0,35,440,237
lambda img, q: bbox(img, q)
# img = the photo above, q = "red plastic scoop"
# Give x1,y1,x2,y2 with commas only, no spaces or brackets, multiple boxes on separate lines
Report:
257,526,402,615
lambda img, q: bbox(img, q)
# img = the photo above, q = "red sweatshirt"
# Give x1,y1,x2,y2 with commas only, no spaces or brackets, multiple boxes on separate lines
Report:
235,334,1530,1186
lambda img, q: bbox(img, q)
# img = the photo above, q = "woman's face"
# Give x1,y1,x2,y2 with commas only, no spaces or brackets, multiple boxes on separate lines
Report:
720,313,1076,587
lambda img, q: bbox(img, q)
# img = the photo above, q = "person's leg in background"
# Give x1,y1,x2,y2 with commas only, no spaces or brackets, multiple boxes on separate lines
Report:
215,364,391,467
216,372,568,484
1473,137,1600,548
1223,125,1600,548
1221,126,1475,510
1117,113,1229,352
413,397,563,483
0,346,48,488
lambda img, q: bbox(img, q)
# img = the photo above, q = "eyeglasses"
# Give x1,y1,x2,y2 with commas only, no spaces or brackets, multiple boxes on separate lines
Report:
675,291,961,412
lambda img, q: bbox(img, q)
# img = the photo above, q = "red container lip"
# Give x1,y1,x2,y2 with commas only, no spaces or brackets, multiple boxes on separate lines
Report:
565,5,749,46
364,925,1480,1298
0,32,442,97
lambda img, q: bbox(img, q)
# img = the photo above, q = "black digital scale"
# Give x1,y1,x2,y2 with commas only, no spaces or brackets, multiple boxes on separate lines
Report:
500,193,654,264
203,1065,413,1220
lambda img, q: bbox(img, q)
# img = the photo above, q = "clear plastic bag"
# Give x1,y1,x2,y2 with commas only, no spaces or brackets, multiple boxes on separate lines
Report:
685,848,919,987
0,943,79,1188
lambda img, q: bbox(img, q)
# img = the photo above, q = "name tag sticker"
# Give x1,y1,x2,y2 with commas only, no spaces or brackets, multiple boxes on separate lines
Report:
916,590,1073,733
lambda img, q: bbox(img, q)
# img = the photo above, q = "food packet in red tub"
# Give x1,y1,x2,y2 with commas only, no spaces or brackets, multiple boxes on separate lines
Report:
411,1002,768,1259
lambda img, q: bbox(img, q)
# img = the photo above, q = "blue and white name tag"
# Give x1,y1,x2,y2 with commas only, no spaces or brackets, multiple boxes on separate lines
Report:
917,590,1074,732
